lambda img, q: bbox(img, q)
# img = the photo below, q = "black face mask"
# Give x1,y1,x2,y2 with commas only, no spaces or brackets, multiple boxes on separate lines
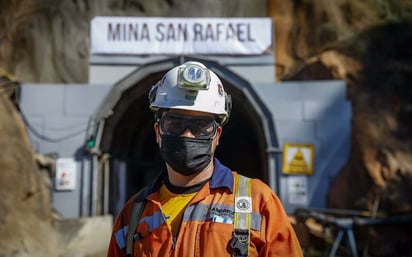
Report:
160,134,213,176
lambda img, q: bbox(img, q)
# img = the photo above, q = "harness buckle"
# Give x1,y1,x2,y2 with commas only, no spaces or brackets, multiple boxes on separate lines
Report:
230,229,249,257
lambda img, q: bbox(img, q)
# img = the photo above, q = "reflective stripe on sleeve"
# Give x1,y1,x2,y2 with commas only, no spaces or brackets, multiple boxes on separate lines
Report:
114,210,165,249
139,210,165,232
115,225,128,249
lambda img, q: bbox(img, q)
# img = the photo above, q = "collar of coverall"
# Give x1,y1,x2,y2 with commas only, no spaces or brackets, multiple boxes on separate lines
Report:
137,158,234,201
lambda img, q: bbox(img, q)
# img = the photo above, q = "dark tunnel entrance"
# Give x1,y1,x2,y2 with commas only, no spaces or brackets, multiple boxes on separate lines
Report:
98,58,272,216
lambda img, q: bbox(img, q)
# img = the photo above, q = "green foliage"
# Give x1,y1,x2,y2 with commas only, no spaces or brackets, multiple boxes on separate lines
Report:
343,0,412,24
338,0,412,102
314,23,339,45
367,0,412,21
343,0,379,26
294,0,412,61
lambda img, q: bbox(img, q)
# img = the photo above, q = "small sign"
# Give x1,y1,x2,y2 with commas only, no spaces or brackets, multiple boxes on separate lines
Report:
288,176,308,205
91,17,273,55
55,158,77,191
282,143,314,175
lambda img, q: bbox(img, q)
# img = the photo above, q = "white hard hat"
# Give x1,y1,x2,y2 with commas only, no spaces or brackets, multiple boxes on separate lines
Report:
149,61,232,125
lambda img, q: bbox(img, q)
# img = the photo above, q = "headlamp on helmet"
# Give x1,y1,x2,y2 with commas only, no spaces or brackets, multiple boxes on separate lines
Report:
148,61,231,126
177,63,210,91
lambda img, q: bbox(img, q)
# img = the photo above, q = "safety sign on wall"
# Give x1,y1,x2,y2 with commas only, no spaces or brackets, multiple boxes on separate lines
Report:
55,158,77,191
287,176,309,205
282,143,314,175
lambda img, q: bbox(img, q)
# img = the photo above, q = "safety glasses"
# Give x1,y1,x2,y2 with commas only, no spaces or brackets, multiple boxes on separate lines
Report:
159,113,218,138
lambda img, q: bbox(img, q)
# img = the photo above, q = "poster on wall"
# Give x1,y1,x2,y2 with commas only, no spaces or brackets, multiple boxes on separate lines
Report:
55,158,77,191
287,176,308,206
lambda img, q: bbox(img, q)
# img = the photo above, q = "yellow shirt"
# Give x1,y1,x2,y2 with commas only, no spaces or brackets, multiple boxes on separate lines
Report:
158,184,197,237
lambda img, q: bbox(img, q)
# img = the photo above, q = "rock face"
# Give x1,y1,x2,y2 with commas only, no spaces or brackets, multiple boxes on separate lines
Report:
328,22,412,256
0,87,59,256
0,0,266,83
0,0,412,256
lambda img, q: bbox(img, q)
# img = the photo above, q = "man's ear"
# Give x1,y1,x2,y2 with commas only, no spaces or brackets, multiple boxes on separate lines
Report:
215,126,222,146
154,122,160,143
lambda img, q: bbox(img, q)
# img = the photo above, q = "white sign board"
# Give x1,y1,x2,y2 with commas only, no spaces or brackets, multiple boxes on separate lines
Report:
55,158,77,191
91,17,273,55
287,176,308,205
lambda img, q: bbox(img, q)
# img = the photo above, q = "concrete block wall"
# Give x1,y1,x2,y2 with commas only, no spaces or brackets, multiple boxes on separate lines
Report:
19,84,112,218
254,81,351,213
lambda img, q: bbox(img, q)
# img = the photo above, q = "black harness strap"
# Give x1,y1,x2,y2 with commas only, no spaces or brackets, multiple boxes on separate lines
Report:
125,188,147,257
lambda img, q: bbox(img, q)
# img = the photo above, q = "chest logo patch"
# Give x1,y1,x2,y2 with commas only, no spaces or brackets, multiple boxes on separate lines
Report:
235,196,252,213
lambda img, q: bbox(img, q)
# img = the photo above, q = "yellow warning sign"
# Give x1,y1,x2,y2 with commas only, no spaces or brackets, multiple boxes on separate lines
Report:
282,143,314,175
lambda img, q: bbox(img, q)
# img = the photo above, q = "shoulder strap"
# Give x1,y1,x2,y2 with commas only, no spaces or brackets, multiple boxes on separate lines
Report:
230,174,252,257
126,187,147,257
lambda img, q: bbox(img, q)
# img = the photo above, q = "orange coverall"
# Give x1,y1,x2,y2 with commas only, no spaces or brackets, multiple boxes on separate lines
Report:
107,159,303,257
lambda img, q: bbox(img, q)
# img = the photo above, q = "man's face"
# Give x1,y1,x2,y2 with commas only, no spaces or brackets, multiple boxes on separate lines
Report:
154,109,222,150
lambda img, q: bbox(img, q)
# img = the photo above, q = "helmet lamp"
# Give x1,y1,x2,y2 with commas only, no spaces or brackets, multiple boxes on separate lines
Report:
178,63,210,90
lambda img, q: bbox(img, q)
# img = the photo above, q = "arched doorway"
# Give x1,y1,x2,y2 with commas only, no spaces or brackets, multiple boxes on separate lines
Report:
90,57,278,216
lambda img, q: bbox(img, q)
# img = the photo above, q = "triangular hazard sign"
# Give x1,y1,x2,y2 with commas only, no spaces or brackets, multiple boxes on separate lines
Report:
289,149,308,173
282,143,314,175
